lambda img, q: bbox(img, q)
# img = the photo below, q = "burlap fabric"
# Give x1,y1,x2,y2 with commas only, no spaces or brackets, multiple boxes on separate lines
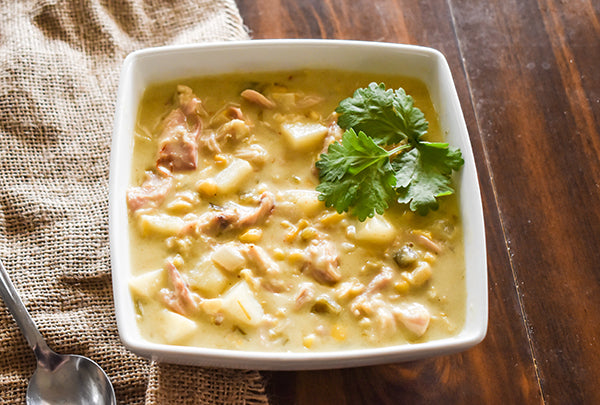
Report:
0,1,270,403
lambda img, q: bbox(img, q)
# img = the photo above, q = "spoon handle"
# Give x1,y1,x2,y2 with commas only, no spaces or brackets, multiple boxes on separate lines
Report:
0,258,50,353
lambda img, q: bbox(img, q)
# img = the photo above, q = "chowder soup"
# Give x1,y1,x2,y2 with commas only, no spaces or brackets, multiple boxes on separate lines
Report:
126,70,465,352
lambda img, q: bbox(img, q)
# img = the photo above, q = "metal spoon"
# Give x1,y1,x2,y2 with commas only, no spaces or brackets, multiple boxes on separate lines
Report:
0,258,116,404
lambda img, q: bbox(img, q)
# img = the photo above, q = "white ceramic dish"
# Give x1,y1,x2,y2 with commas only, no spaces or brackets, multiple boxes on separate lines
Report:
109,39,487,370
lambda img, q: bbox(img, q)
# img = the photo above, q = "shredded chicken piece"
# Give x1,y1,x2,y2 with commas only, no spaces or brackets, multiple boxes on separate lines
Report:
200,119,251,154
350,294,371,318
126,171,173,212
236,191,275,227
257,314,290,347
180,209,237,235
241,89,276,109
177,84,204,116
412,231,442,254
160,261,201,316
350,267,394,317
364,266,394,295
302,238,341,285
351,273,431,337
375,302,397,335
219,118,249,141
197,130,221,154
350,293,398,336
312,115,344,176
295,94,324,109
245,244,287,292
235,144,268,166
294,283,315,310
156,86,203,171
392,303,431,337
245,245,280,276
321,122,343,153
226,105,244,120
335,278,365,301
182,191,275,236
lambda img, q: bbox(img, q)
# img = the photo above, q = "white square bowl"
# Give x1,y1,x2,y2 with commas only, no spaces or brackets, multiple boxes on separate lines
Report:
109,39,487,370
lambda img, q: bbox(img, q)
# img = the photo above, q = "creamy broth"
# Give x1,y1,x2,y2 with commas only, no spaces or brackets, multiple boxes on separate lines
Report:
127,70,465,352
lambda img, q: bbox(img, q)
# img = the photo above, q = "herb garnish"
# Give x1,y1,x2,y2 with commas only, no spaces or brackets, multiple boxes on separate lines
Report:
316,82,464,220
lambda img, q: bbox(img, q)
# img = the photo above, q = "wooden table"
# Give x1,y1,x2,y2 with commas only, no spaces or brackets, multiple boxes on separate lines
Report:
236,0,600,403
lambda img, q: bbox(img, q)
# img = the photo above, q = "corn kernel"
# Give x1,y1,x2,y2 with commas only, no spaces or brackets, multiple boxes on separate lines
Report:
239,228,263,243
303,334,315,349
280,220,294,228
287,250,306,263
331,325,346,341
297,219,310,229
284,219,311,242
341,242,356,252
308,110,320,120
300,227,318,240
284,225,299,243
172,254,184,268
256,183,269,193
240,269,261,290
423,252,436,263
412,229,433,239
394,280,410,294
272,248,286,260
197,179,218,197
409,262,432,287
319,212,345,226
214,154,229,166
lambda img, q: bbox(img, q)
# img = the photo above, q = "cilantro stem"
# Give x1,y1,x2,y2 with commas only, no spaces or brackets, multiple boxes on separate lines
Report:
386,143,412,158
348,143,412,175
348,151,387,175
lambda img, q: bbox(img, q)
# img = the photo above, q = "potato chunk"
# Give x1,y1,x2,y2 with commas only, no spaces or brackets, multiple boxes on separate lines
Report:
212,158,253,194
187,261,230,298
278,190,325,217
129,268,165,299
281,121,328,151
157,309,198,344
354,216,396,245
211,243,246,272
138,214,185,236
221,280,264,326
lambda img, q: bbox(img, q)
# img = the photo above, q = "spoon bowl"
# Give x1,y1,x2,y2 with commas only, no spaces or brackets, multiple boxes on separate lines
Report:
27,352,115,404
0,258,116,405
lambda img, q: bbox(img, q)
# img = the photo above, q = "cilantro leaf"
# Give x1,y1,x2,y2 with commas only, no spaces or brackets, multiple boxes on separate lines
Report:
316,83,464,220
393,142,464,215
316,129,397,221
335,82,429,145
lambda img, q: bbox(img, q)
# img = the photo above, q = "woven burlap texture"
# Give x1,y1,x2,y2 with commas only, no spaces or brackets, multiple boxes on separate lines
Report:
0,1,269,404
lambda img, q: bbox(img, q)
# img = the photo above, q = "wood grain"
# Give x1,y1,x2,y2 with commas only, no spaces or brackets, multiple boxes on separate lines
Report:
451,0,600,403
236,0,553,403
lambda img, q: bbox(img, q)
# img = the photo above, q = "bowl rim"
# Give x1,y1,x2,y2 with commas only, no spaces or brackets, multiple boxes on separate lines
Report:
109,38,488,370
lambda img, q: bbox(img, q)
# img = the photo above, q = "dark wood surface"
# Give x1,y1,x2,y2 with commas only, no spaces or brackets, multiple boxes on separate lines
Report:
236,0,600,404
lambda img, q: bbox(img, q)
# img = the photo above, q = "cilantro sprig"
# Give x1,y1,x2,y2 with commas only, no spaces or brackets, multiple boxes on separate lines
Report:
316,82,464,220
